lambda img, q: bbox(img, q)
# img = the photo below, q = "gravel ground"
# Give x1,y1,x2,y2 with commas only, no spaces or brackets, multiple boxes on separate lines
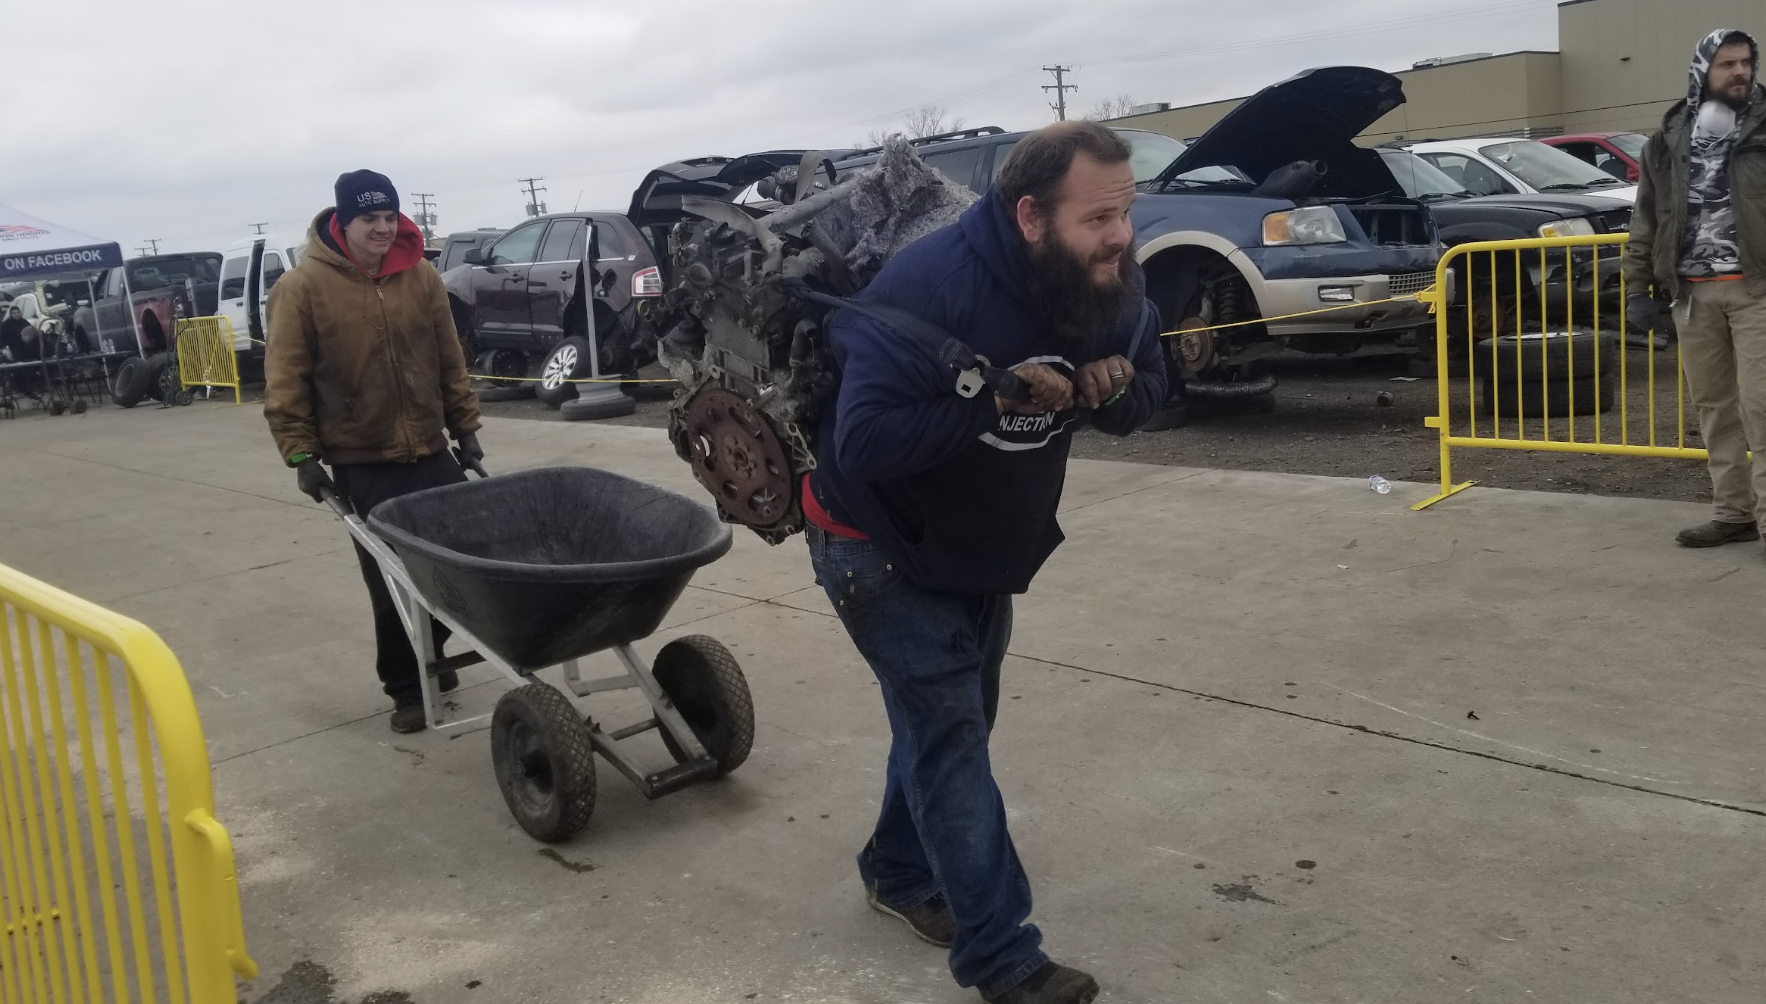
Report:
474,344,1715,507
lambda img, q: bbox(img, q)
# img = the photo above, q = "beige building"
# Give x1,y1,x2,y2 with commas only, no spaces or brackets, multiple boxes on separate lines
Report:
1112,0,1764,144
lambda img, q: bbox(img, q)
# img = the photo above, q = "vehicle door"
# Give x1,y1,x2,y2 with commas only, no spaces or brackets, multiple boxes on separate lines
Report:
217,242,261,347
585,219,637,314
526,218,587,344
252,249,290,348
91,268,134,352
471,221,547,341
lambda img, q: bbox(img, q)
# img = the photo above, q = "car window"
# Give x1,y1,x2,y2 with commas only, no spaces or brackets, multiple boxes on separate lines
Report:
1121,132,1189,184
988,142,1020,185
1418,153,1516,196
219,256,248,299
1478,140,1620,190
486,223,545,265
922,147,983,189
1608,133,1647,160
262,252,287,291
582,222,627,260
539,219,585,263
1377,150,1470,199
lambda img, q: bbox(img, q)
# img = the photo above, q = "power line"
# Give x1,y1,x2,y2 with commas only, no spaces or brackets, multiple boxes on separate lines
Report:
518,177,548,218
1042,65,1076,122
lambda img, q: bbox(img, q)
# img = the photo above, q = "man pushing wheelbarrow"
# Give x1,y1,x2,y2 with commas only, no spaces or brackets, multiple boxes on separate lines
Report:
264,169,486,733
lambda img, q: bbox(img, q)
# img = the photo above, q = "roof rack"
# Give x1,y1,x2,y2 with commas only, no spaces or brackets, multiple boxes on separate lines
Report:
849,126,1006,158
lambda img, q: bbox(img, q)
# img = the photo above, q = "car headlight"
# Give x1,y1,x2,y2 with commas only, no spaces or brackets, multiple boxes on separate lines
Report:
1538,217,1597,238
1263,206,1347,246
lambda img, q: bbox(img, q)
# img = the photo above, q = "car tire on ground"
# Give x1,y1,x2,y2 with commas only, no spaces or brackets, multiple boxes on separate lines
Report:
535,337,593,408
1479,373,1614,418
110,356,150,409
144,352,172,402
474,350,537,402
490,683,597,843
651,635,754,777
1474,331,1613,381
559,392,636,421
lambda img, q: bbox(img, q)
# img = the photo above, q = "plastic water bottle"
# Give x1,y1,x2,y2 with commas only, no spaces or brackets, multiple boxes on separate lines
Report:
1368,475,1392,495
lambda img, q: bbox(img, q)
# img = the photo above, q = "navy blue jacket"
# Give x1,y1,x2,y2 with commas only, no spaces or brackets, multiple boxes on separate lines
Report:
810,190,1169,594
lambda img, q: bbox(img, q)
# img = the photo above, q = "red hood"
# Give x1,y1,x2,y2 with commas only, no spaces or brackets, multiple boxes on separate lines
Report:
327,212,427,277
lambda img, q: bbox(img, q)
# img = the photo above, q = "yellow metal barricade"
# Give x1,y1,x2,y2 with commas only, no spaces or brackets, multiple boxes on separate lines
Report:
172,319,241,405
0,562,255,1002
1414,233,1702,509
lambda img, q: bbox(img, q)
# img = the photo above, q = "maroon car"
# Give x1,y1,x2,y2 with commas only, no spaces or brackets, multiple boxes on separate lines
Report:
1541,133,1648,184
441,212,663,407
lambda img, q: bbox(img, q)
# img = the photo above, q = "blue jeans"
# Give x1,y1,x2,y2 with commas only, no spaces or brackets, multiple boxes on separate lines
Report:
806,526,1046,995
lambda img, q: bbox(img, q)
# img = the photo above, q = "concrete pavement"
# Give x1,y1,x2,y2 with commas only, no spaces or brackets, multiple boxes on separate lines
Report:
0,401,1760,1003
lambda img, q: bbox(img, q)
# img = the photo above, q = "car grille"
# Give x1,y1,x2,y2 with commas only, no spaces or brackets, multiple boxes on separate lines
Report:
1348,204,1433,246
1387,271,1435,297
1597,208,1632,233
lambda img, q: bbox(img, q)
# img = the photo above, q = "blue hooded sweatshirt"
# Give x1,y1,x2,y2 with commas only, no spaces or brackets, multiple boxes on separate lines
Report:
808,189,1169,595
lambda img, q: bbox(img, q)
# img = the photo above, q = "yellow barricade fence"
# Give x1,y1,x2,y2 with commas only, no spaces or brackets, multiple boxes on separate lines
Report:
172,319,241,405
1413,233,1702,509
0,561,255,1002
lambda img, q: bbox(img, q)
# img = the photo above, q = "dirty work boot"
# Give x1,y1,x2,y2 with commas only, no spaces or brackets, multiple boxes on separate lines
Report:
389,699,426,734
1674,520,1759,547
866,889,956,948
983,961,1100,1004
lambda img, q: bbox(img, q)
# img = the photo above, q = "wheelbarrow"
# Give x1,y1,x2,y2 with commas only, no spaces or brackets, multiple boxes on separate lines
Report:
321,457,751,842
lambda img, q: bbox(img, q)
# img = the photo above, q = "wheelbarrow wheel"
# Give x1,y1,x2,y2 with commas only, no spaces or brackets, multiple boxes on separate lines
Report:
491,683,597,842
652,635,753,777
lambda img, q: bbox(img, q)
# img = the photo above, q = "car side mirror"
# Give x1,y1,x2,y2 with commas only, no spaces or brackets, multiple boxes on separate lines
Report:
463,248,486,265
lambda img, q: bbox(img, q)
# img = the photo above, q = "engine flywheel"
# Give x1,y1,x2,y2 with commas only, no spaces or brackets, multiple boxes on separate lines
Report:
677,386,798,531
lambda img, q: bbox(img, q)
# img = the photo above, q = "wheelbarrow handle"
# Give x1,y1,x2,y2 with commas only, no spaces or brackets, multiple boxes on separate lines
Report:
317,485,353,520
454,447,491,479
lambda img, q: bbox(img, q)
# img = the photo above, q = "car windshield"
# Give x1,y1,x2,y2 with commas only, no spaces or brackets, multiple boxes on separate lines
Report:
127,254,222,289
1377,149,1472,199
1608,133,1647,160
1478,140,1624,190
1121,131,1249,186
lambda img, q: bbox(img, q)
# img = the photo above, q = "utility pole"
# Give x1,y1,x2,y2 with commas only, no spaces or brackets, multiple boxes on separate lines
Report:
142,238,161,255
248,222,269,234
411,193,438,241
1042,65,1076,121
518,177,548,218
135,246,152,257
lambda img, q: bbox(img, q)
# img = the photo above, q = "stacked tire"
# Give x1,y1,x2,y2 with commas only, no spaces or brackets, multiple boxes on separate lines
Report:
1474,331,1616,418
110,352,174,409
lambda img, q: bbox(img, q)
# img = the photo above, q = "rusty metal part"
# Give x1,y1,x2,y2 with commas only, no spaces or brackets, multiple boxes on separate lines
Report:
1175,317,1214,375
678,387,797,532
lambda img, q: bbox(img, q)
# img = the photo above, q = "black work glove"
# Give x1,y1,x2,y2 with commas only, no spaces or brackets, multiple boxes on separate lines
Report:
295,457,335,503
1626,293,1661,334
456,431,484,462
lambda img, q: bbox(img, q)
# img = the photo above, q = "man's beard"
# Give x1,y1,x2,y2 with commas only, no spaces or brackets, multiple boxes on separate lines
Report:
1711,77,1755,110
1026,230,1140,342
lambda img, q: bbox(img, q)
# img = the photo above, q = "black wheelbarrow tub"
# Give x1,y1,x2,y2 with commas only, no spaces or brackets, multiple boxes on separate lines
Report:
366,467,733,671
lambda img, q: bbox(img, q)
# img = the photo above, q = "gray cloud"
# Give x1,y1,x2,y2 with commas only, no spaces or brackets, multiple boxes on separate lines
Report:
2,0,1558,253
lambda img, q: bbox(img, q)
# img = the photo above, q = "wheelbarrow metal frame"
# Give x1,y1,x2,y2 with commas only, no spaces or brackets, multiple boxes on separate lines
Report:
322,481,718,800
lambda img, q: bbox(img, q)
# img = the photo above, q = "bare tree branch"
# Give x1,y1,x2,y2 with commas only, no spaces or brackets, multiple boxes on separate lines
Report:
1088,94,1141,120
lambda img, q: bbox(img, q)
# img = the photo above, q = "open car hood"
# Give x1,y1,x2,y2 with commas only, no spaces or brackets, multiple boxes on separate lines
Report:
627,151,819,229
1155,66,1407,199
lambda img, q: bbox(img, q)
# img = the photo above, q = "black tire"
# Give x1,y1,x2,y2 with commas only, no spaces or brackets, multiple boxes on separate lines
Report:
1478,373,1615,418
490,683,597,843
145,352,172,402
474,349,537,401
535,337,592,408
560,392,636,421
652,635,754,777
110,356,149,409
1474,331,1612,381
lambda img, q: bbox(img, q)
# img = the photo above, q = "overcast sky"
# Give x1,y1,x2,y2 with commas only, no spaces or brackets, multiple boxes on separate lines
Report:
2,0,1564,255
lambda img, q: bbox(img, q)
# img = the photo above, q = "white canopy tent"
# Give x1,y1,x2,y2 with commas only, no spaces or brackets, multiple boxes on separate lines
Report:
0,202,123,281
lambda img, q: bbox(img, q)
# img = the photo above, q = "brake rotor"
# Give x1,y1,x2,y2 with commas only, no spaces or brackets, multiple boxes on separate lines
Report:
679,387,796,530
1175,318,1214,376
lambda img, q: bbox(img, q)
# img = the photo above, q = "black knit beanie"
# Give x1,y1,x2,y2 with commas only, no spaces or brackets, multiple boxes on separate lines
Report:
334,169,399,226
